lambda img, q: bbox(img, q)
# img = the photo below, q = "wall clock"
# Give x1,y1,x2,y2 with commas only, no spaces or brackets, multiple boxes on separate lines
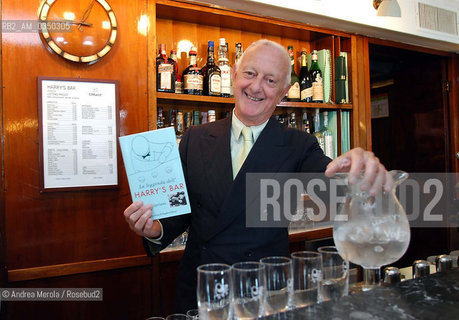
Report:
38,0,118,64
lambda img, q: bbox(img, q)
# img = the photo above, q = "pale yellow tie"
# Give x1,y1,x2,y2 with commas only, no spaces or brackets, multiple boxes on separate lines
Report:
233,126,253,179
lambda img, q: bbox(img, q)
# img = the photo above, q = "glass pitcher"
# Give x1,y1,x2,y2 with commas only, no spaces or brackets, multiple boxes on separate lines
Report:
333,170,410,286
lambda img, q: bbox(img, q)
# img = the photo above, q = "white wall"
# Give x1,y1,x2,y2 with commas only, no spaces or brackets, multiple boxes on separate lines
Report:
193,0,459,53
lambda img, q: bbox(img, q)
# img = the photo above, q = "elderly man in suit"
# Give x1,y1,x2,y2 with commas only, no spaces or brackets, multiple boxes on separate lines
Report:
123,39,391,312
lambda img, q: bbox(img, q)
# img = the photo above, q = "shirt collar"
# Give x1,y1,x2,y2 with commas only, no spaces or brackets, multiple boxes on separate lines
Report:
231,109,269,142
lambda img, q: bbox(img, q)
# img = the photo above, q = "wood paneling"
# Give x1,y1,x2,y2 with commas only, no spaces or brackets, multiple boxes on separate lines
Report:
1,1,153,318
2,0,149,272
8,255,150,282
7,265,153,320
351,35,371,150
0,0,6,299
450,55,459,174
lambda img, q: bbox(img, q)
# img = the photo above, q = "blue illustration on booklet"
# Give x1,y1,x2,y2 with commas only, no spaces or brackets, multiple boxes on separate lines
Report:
119,127,191,219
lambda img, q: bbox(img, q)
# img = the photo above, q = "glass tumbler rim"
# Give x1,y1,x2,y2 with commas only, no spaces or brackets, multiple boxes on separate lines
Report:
232,261,265,271
259,256,291,265
197,262,231,273
317,246,339,254
291,251,321,259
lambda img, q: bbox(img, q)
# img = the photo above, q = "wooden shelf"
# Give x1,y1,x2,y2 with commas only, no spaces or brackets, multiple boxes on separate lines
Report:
156,92,234,104
156,92,352,110
278,101,353,110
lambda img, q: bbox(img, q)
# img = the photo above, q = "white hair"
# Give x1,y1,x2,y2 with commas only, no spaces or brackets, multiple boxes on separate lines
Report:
234,39,291,89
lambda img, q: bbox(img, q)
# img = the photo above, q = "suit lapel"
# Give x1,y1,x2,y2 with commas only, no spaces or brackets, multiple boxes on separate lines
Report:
199,116,233,217
204,118,295,241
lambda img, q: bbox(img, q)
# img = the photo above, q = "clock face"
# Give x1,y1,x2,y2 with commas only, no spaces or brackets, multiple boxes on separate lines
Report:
38,0,117,64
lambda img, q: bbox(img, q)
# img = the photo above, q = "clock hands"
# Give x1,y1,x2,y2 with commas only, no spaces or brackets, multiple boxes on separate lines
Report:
78,0,96,31
48,19,93,27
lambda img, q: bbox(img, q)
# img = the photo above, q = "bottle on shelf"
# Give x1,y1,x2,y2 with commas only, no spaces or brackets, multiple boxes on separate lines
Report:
184,111,192,130
322,111,334,158
201,111,208,124
176,110,185,142
157,106,165,129
156,43,176,93
277,113,286,126
208,110,216,122
183,47,203,95
310,50,324,103
313,108,325,151
301,111,310,133
169,109,176,129
299,50,313,102
218,38,232,98
288,112,297,128
170,49,183,94
287,46,300,102
192,110,200,126
202,41,221,96
235,42,243,65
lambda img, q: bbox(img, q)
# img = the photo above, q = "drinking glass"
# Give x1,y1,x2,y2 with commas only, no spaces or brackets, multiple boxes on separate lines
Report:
197,263,232,320
186,309,199,319
232,261,266,319
318,246,349,301
259,256,292,315
333,171,410,291
291,251,322,308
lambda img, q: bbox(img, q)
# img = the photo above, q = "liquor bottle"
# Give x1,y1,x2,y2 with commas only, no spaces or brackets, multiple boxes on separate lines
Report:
208,110,216,122
169,109,176,129
201,111,208,124
192,110,200,126
299,50,313,102
277,114,286,126
310,50,324,103
313,108,325,151
182,47,203,95
235,43,243,65
322,111,334,158
288,112,297,128
157,107,165,129
170,49,183,94
301,111,310,133
184,111,192,130
156,43,176,93
287,46,300,102
176,110,185,142
218,38,232,97
202,41,221,96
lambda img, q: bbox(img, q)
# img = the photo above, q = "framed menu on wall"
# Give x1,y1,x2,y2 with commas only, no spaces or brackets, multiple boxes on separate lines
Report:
38,77,119,191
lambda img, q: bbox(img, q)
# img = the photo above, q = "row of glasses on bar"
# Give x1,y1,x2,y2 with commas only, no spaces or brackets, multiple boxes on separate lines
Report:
197,246,349,319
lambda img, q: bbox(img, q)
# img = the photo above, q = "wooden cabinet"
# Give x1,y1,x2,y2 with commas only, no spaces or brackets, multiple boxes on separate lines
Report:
149,0,368,155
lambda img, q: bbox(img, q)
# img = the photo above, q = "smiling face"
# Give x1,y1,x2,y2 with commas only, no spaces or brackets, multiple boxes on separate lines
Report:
233,41,291,126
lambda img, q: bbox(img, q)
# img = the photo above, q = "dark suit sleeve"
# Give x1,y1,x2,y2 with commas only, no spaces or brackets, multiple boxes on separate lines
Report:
299,134,332,173
142,127,193,257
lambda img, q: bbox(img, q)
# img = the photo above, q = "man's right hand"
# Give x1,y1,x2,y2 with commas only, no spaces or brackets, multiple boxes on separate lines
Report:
123,201,162,238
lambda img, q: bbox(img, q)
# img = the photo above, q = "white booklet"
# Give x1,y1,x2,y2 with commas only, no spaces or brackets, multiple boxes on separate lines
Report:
119,127,191,219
